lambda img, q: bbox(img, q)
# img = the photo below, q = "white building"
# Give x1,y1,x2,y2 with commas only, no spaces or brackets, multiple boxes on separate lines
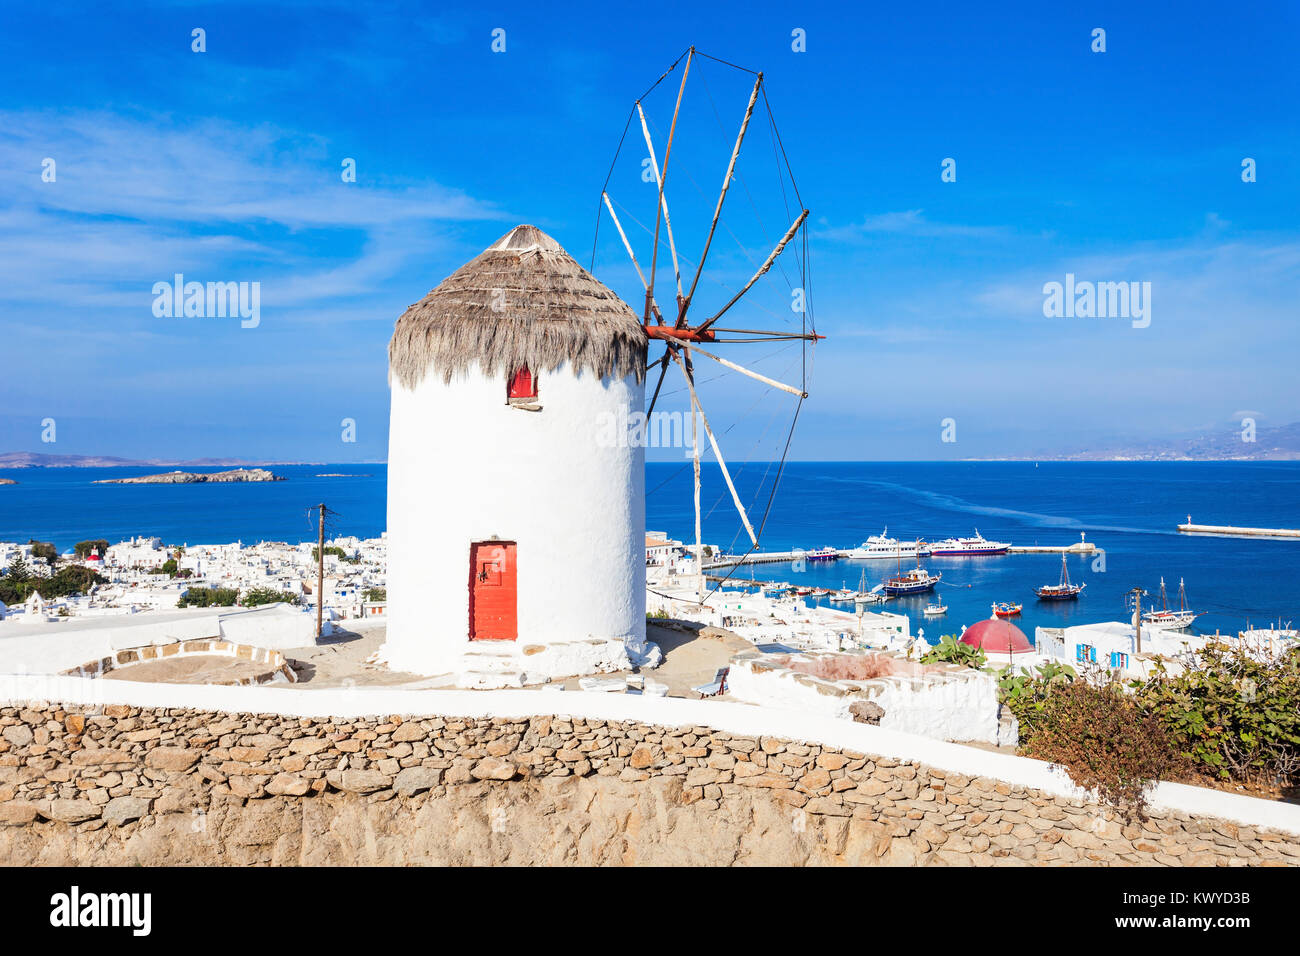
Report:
382,224,649,683
1034,620,1235,679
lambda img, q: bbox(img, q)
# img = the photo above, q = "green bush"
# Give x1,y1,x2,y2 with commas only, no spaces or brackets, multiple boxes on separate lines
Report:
27,540,58,565
921,634,986,670
1131,644,1300,787
1019,680,1189,818
998,660,1077,736
241,587,299,607
363,587,386,602
0,563,107,604
177,587,239,608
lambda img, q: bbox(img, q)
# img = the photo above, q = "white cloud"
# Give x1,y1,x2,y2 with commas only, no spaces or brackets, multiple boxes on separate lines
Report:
0,110,506,313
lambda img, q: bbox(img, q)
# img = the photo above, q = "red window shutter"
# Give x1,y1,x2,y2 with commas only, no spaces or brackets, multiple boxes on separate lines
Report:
508,366,536,400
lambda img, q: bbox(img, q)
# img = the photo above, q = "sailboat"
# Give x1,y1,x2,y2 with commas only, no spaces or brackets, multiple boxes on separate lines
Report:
882,542,941,596
1142,577,1200,631
1035,553,1086,601
853,568,884,605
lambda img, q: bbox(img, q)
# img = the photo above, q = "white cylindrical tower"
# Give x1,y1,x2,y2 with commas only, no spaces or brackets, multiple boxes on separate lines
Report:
383,225,648,680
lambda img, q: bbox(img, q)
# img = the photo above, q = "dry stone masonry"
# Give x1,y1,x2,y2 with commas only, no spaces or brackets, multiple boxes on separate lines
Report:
0,703,1295,866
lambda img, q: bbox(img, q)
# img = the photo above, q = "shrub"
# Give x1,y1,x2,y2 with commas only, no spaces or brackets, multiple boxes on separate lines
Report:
0,564,106,603
647,608,670,620
998,660,1077,736
1131,644,1300,787
177,587,239,608
921,634,986,670
241,587,299,607
363,587,386,602
1019,680,1188,818
27,540,58,565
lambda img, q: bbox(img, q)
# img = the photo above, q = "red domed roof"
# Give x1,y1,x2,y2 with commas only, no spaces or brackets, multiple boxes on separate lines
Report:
960,618,1032,653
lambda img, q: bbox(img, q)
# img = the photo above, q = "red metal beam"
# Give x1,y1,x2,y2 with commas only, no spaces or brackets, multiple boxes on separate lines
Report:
644,324,717,343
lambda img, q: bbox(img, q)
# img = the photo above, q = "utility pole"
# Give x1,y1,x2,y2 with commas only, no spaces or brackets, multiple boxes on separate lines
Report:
316,503,326,640
1128,586,1146,655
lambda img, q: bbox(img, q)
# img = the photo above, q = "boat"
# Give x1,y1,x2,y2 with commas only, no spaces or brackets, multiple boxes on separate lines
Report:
923,602,947,617
1142,577,1200,631
883,566,941,596
881,544,940,596
1036,553,1086,600
992,602,1022,618
806,546,839,562
844,529,930,560
927,529,1011,556
827,585,858,603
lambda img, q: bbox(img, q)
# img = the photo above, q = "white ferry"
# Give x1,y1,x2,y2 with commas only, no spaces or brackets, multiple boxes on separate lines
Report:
845,529,930,560
927,529,1011,556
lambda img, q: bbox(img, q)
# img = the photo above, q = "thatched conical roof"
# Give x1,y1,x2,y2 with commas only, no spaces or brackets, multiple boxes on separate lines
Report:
389,224,648,389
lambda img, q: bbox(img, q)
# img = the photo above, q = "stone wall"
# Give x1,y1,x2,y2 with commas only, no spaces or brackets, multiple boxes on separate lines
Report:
0,702,1296,865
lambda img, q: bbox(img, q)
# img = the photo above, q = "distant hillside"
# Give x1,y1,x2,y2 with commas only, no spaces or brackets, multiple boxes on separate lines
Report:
0,452,310,468
984,422,1300,462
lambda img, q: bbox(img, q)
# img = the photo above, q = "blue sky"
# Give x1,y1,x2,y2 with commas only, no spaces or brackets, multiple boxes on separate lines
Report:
0,1,1297,462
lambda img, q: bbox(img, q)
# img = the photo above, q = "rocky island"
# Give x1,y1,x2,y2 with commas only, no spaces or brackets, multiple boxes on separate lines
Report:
93,468,284,485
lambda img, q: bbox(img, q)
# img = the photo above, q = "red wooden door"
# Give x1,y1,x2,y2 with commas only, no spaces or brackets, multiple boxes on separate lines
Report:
469,541,517,641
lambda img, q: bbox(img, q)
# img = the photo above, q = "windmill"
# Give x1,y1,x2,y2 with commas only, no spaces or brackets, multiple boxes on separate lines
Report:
593,47,823,601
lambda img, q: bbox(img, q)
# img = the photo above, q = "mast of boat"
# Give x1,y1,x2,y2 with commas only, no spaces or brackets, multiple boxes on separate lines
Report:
1178,577,1188,613
1157,576,1169,612
1060,552,1070,588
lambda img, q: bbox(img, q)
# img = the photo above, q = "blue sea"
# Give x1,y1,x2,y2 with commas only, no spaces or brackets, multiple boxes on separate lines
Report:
2,461,1298,643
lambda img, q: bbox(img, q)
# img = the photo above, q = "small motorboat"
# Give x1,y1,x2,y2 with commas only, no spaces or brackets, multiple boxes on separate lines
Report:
992,602,1022,618
923,602,947,617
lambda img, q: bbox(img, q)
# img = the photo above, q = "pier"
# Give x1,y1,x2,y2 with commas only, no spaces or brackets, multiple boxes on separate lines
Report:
1008,543,1097,554
1178,517,1300,539
704,550,833,569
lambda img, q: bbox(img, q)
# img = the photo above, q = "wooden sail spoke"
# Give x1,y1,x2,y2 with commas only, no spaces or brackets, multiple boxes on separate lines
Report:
636,104,684,301
645,347,673,418
676,340,806,398
680,72,764,328
695,208,808,335
601,191,664,322
670,350,759,547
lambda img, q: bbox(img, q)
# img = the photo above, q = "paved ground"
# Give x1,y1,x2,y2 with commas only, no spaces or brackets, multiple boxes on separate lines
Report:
97,619,753,698
273,619,752,698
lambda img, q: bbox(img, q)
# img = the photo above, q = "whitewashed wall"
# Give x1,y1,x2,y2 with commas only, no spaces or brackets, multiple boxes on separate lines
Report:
384,360,645,675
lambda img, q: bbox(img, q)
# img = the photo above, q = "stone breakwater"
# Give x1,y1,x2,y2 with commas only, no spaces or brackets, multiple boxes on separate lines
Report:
0,703,1296,866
